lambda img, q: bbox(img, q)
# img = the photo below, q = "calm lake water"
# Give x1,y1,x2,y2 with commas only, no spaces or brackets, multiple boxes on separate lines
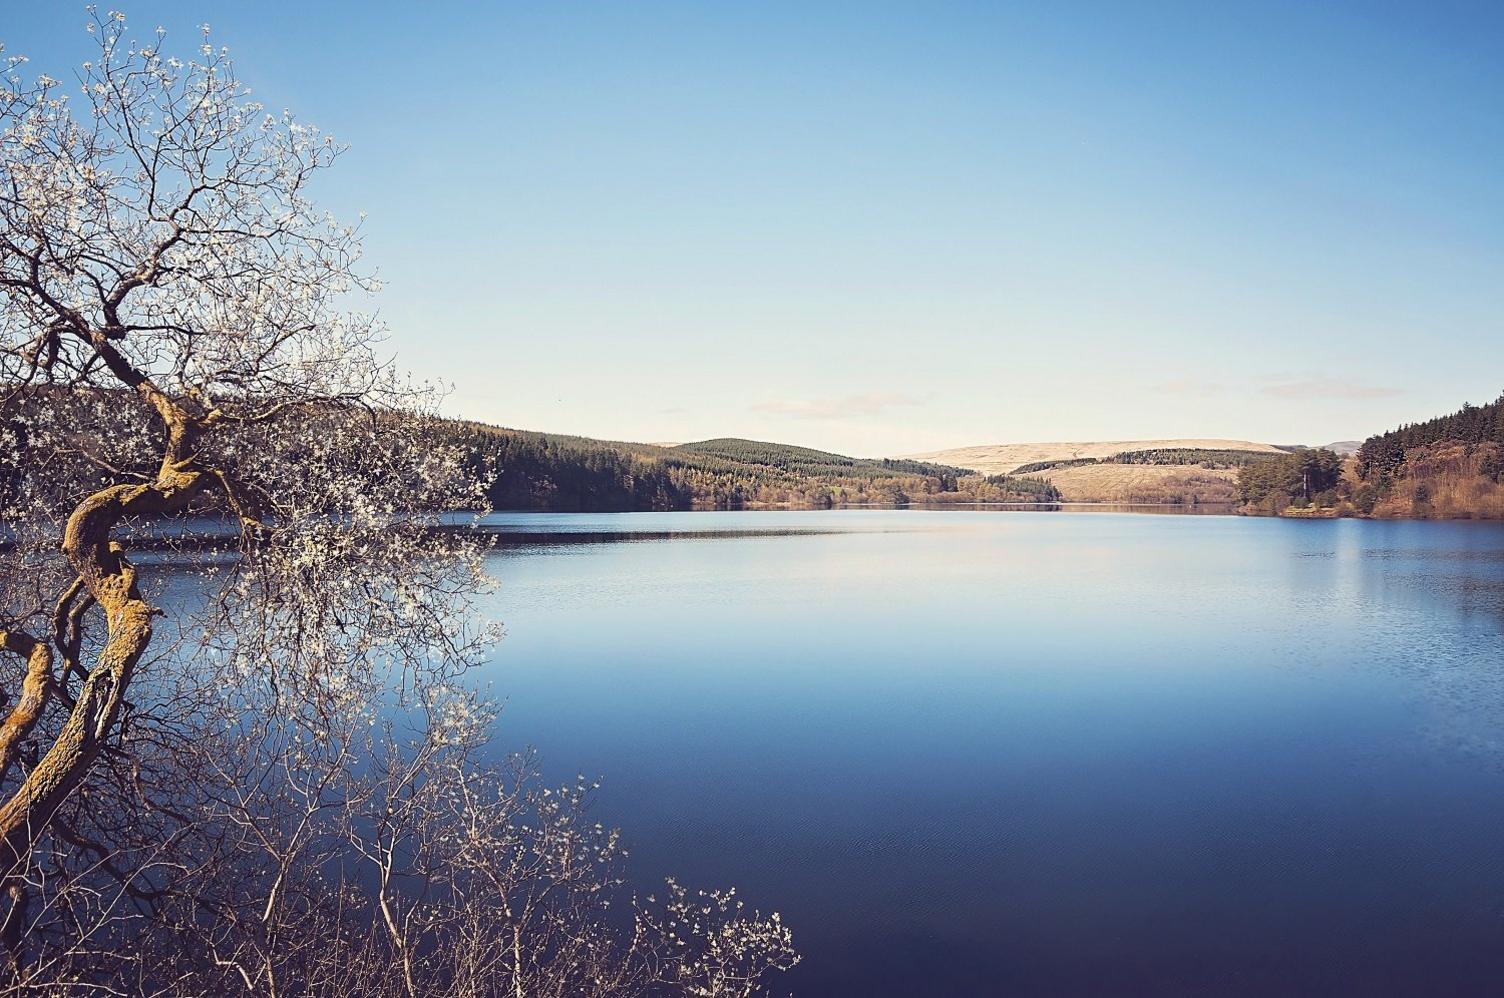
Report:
478,509,1504,996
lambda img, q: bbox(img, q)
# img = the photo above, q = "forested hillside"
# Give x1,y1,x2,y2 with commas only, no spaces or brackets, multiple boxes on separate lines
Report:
1234,395,1504,519
426,423,1062,510
674,438,969,480
1351,394,1504,518
1356,395,1504,481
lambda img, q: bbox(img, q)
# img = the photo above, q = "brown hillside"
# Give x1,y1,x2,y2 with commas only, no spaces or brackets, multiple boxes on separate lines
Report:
905,439,1283,476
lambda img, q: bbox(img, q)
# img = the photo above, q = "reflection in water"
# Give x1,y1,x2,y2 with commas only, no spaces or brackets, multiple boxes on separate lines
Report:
142,510,1504,995
470,511,1504,997
905,501,1241,515
488,528,847,549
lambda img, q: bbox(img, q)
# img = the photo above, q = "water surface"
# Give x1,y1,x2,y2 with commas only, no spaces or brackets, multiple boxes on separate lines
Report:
478,510,1504,996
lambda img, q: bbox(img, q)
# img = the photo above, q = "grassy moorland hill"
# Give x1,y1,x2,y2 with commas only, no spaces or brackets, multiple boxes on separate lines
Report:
905,439,1287,503
905,438,1285,476
1026,464,1240,504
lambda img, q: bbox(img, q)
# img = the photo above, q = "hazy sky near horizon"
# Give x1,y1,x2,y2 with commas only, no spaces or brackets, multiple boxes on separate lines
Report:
6,1,1502,454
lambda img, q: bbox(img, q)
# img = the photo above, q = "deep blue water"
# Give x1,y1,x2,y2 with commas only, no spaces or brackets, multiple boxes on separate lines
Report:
477,510,1504,996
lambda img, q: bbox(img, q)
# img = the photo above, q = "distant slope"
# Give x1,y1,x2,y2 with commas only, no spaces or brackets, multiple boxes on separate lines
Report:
1031,464,1241,504
904,439,1285,477
435,426,1058,510
672,438,970,480
0,388,1061,513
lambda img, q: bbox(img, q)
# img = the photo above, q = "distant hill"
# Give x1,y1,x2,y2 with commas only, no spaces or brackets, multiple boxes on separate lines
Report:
672,438,971,480
435,426,1059,511
904,438,1286,477
898,439,1285,502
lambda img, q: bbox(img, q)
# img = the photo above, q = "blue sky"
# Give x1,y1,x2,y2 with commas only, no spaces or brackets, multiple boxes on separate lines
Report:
5,2,1502,454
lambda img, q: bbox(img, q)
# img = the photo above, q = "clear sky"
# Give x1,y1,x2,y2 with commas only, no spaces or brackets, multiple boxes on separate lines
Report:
5,2,1502,454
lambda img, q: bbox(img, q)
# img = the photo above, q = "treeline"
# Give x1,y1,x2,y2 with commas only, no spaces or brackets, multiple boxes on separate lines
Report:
982,473,1060,501
1237,448,1345,512
672,438,970,481
1012,457,1097,474
1356,393,1504,482
1013,448,1280,476
1237,393,1504,518
1349,394,1504,518
1110,448,1278,468
443,423,694,512
440,423,1061,510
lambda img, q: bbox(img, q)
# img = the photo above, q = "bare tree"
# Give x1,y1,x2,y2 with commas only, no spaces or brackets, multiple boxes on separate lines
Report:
0,12,795,995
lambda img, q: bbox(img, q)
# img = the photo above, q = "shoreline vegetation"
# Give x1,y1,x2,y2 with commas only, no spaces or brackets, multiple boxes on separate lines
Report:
446,428,1310,511
1238,394,1504,521
429,422,1067,510
9,386,1503,521
0,391,1059,514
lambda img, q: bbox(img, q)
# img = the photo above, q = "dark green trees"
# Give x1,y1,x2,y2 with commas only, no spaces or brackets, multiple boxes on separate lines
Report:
1356,393,1504,482
1238,448,1343,507
432,425,1049,510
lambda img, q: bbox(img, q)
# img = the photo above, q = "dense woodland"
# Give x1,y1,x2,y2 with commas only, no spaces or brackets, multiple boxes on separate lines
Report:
1349,394,1504,519
1235,394,1504,518
1237,449,1345,513
1356,394,1504,482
